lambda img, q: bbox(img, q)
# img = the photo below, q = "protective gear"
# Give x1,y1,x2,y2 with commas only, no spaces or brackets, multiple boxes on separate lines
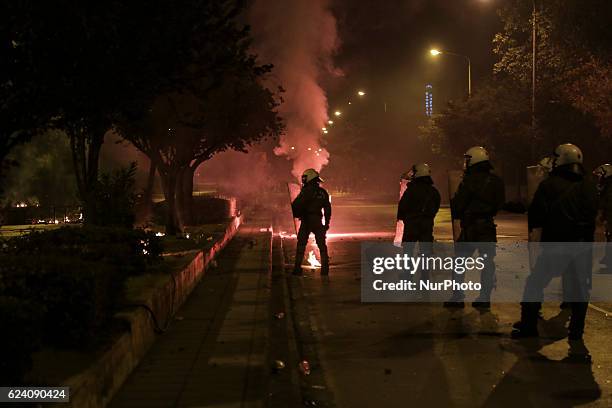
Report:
400,171,411,181
553,143,583,167
597,173,612,270
447,170,463,242
447,161,505,304
451,162,505,222
516,162,599,339
393,174,411,246
397,175,440,281
292,180,331,275
594,164,612,180
528,166,598,242
408,163,432,180
301,168,323,185
464,146,490,169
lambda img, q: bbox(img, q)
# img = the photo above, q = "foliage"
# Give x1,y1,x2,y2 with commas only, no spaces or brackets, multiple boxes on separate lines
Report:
419,80,533,167
493,0,612,142
4,226,163,275
90,163,137,228
0,296,42,385
1,130,77,208
0,254,120,348
119,53,284,234
153,196,231,227
0,226,163,381
119,47,284,230
1,1,281,226
421,0,612,174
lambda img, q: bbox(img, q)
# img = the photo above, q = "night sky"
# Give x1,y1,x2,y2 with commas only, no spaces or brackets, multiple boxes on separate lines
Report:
329,0,501,115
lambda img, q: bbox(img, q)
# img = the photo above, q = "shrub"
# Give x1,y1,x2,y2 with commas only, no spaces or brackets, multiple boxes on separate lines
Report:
0,224,164,378
89,163,137,228
0,254,122,348
0,296,43,385
153,196,230,226
4,226,163,276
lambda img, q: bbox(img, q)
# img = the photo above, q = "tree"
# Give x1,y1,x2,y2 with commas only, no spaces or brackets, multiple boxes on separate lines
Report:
2,0,263,225
419,79,533,175
493,0,612,153
120,66,283,233
1,131,77,208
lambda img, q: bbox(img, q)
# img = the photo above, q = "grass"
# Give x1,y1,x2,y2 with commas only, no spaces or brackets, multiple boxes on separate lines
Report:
0,223,68,238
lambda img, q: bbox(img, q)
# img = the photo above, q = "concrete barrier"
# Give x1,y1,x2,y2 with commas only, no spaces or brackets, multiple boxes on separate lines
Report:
58,215,242,408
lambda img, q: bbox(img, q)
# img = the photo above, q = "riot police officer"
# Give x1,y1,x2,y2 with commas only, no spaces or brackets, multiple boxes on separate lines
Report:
292,168,331,275
513,144,598,339
444,146,505,309
397,163,441,279
594,164,612,271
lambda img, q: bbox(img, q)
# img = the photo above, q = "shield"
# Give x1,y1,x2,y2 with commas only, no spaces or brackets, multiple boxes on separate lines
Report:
526,165,548,207
526,165,549,269
447,170,463,242
393,177,410,246
287,182,301,235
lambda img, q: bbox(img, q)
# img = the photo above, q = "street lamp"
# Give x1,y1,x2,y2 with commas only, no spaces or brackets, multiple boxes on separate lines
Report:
357,90,366,96
429,48,472,97
531,0,536,129
334,110,342,117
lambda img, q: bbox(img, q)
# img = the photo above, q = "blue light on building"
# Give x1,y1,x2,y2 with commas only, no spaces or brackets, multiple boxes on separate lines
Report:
425,84,433,117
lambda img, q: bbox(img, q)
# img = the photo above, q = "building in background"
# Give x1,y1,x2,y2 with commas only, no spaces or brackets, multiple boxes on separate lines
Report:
425,84,433,117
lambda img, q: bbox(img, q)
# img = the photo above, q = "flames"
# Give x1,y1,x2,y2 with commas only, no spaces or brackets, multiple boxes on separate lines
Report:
307,250,321,268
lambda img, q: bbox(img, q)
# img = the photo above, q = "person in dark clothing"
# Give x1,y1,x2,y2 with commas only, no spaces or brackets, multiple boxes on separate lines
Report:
444,146,505,309
397,163,441,280
513,143,599,340
594,164,612,271
292,168,331,276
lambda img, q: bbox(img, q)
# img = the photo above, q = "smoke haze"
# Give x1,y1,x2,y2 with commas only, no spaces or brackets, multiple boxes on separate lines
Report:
249,0,340,179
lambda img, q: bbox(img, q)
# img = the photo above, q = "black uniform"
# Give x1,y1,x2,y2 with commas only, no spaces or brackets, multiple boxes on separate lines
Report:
517,164,598,339
397,176,441,242
449,161,505,302
600,177,612,269
292,180,331,274
397,176,440,279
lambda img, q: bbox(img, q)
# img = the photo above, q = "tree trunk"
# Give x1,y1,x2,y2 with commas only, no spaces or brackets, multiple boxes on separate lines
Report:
70,126,105,225
159,168,183,235
139,159,157,224
177,167,195,225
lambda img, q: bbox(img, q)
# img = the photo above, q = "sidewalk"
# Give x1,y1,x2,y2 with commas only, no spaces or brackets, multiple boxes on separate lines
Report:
110,225,274,408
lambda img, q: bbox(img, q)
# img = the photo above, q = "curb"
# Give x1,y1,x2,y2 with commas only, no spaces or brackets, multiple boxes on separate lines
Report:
57,215,243,408
267,232,303,407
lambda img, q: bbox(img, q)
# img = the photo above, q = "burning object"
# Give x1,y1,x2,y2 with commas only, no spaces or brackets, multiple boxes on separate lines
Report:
303,250,321,269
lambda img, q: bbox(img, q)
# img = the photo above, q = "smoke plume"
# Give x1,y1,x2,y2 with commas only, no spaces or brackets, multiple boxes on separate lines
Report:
249,0,340,179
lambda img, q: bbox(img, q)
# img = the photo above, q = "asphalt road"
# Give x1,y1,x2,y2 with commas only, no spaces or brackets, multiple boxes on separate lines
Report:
278,195,612,408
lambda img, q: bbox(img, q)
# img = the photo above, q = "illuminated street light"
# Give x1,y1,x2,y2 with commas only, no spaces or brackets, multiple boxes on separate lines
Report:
328,120,334,125
334,111,342,117
357,90,366,96
322,127,327,131
323,130,328,134
429,48,471,97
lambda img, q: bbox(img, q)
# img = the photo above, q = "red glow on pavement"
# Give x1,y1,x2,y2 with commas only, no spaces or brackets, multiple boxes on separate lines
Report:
326,231,395,240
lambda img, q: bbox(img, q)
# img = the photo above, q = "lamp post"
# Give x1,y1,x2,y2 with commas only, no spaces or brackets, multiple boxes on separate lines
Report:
531,0,536,128
430,49,472,97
